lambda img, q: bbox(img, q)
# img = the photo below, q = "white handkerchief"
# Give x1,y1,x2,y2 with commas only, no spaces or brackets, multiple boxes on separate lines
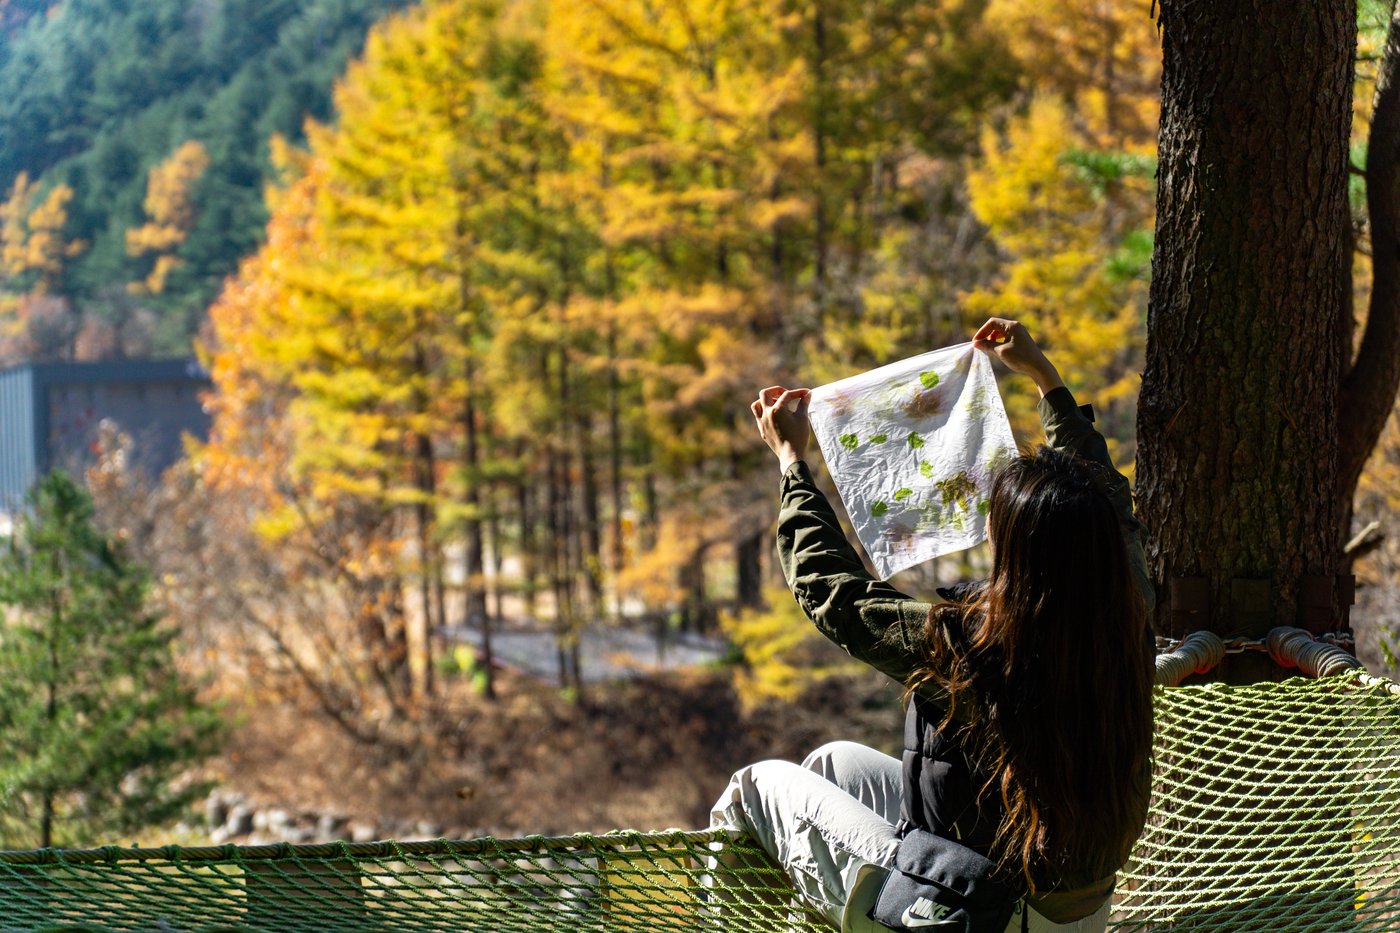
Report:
808,342,1018,579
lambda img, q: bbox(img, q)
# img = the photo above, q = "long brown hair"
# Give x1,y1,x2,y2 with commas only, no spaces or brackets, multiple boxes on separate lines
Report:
913,445,1153,892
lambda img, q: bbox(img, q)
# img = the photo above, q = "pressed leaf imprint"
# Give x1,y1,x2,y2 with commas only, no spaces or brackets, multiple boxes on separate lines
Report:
966,385,990,418
901,387,946,419
935,470,977,510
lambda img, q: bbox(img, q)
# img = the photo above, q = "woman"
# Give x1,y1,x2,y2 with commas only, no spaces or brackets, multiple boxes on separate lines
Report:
710,319,1155,932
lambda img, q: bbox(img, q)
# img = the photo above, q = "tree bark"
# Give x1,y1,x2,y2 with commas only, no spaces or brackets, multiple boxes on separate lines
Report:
606,320,626,619
460,362,489,627
579,413,605,619
517,445,538,618
1138,0,1355,679
411,436,436,702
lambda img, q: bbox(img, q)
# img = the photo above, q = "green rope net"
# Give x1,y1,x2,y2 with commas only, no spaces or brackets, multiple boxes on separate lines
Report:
0,830,820,933
1,671,1397,932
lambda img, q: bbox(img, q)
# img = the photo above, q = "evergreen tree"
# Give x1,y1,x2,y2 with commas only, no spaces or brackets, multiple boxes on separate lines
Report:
0,472,223,848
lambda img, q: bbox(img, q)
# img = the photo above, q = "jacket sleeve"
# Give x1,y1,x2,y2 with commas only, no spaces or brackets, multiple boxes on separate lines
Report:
776,460,937,690
1036,386,1156,615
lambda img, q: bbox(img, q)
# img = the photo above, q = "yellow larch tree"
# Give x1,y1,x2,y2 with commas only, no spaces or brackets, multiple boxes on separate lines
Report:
544,0,795,624
1,173,86,295
0,172,87,360
199,161,417,730
964,0,1159,457
125,140,212,295
205,0,571,703
986,0,1160,148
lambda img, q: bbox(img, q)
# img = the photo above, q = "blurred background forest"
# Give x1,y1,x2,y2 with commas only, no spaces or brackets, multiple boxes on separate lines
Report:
1,0,1398,850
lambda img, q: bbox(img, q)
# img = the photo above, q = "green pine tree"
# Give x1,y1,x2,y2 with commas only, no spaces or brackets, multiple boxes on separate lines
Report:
0,472,224,848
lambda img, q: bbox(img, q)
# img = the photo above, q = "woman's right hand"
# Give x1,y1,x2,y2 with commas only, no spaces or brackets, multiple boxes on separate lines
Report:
752,386,811,473
972,318,1065,397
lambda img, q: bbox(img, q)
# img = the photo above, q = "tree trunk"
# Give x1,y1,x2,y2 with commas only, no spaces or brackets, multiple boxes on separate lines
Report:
679,545,709,633
606,321,626,620
412,507,435,701
547,441,569,685
411,432,437,702
517,457,537,618
1138,0,1355,681
460,362,489,628
731,441,764,610
640,442,659,552
579,414,605,620
459,362,493,699
486,498,503,623
736,533,763,609
42,587,58,847
811,5,829,286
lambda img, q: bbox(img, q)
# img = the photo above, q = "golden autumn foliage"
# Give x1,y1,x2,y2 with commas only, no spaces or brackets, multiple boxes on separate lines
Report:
126,141,211,295
197,0,1174,712
986,0,1160,148
720,586,864,709
964,97,1152,446
1,172,85,294
962,0,1160,458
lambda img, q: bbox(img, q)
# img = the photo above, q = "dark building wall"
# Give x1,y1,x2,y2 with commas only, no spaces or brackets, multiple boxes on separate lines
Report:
0,359,211,514
0,367,38,514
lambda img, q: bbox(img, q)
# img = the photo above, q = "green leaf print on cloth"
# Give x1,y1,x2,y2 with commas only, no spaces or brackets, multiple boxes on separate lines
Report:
806,342,1018,578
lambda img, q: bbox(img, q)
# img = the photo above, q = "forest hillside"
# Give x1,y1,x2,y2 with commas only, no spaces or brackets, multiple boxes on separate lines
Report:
0,0,411,355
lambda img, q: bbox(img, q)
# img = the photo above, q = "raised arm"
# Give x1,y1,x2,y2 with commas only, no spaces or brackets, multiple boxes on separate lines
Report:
777,459,934,687
752,386,937,690
973,319,1155,614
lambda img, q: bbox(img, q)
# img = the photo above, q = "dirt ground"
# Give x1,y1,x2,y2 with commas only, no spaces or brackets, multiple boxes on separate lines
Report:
200,602,1400,844
205,666,907,840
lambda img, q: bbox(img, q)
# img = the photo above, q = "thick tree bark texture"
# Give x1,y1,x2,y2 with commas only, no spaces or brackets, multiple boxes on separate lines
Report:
1138,0,1355,676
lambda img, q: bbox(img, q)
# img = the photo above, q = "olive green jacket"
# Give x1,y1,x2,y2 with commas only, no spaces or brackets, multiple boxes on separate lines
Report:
776,385,1154,706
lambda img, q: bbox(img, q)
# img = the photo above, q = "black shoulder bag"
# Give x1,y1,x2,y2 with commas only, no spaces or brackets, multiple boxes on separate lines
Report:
867,828,1024,933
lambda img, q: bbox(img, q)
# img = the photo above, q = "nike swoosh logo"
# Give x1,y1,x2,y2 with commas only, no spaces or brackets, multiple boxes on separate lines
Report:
899,905,954,928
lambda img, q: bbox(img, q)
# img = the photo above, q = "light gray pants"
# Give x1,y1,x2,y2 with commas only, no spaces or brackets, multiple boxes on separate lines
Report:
709,740,1109,933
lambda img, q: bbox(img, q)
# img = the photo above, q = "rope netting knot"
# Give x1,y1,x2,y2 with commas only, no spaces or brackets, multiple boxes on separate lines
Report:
1,673,1397,931
1154,630,1227,686
1267,626,1363,678
1155,626,1363,685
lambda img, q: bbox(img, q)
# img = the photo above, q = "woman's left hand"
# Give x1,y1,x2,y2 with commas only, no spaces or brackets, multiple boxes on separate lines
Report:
752,386,811,472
